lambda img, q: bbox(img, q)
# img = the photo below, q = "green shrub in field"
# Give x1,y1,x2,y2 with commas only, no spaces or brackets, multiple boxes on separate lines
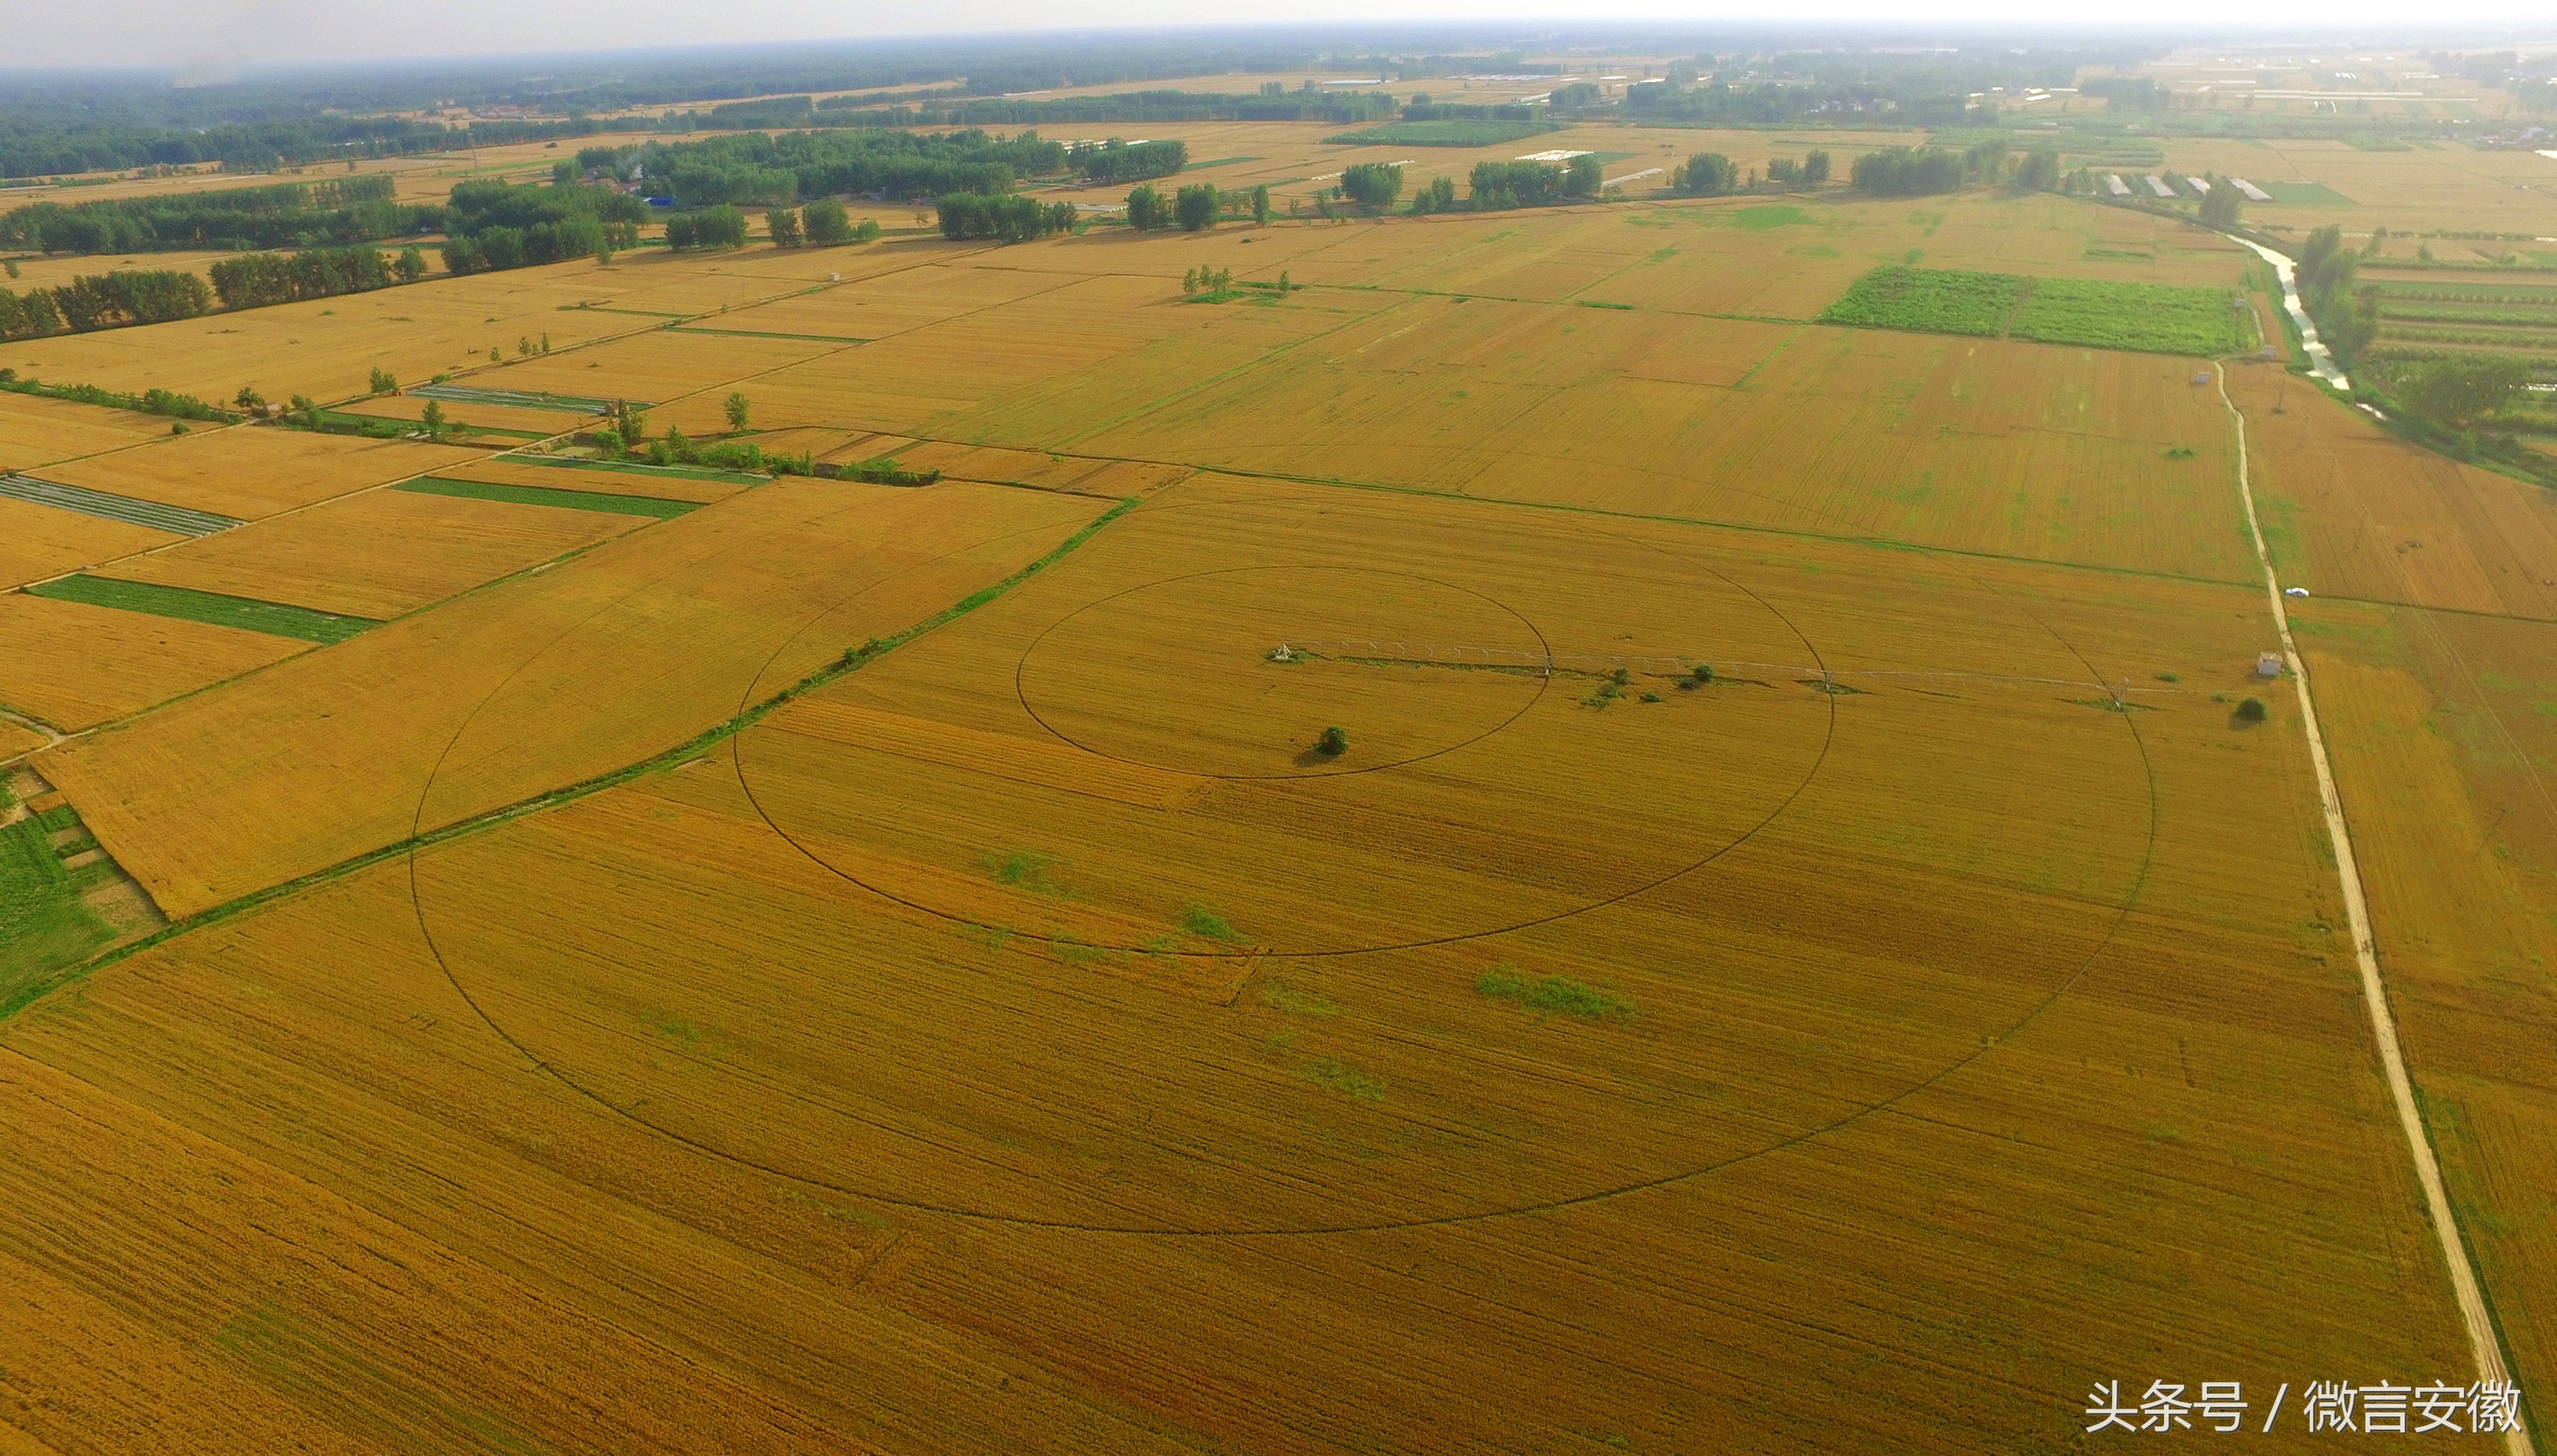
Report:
1476,964,1634,1019
1819,265,2026,336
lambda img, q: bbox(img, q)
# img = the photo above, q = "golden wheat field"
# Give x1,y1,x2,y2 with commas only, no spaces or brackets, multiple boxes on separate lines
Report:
1,150,2550,1455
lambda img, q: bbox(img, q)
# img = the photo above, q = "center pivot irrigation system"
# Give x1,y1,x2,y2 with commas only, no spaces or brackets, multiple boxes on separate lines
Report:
1270,640,2175,703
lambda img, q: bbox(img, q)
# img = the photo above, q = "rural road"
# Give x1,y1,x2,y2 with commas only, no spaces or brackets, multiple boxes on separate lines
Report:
2217,362,2529,1455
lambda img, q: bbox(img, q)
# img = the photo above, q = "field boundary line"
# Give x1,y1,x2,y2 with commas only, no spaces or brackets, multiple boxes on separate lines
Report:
2217,360,2532,1456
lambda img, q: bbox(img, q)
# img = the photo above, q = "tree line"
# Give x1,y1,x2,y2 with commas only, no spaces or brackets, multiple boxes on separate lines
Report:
438,178,648,275
601,128,1061,208
0,175,444,255
208,244,421,308
0,268,210,340
936,193,1079,242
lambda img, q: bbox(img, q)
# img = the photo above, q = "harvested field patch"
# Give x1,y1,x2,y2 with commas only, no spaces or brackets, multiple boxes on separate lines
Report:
0,498,179,591
0,392,172,470
2227,363,2557,618
0,593,307,731
37,426,482,521
28,576,375,644
0,720,43,760
396,476,699,521
91,487,651,620
37,480,1112,917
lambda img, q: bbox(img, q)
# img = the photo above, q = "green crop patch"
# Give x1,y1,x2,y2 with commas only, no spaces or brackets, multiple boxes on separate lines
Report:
1182,155,1259,171
1819,265,2026,337
26,575,377,644
1322,120,1555,148
2009,277,2252,356
0,815,113,1011
397,477,701,520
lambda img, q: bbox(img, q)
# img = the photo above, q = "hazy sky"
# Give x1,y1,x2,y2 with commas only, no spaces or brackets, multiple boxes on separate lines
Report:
7,0,2555,73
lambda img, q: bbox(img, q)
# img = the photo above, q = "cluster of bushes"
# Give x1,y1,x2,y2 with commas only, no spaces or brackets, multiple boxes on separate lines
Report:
1403,176,1460,215
0,267,210,339
0,368,236,421
1339,163,1402,211
663,206,749,250
440,178,648,275
1124,182,1223,232
1672,154,1737,196
936,193,1078,242
760,199,882,247
0,175,442,255
208,244,420,308
1072,139,1187,185
1767,150,1833,187
585,399,825,476
1848,148,1972,197
1468,157,1600,211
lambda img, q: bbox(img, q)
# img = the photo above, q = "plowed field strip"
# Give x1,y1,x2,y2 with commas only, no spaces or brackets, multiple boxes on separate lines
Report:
0,475,242,537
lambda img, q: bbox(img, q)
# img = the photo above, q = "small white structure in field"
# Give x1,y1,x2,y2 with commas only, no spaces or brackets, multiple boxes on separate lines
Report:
2256,652,2284,678
2284,586,2311,598
2107,173,2132,196
2230,177,2275,202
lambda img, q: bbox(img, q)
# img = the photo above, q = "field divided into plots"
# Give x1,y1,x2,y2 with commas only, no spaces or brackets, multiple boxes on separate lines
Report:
0,173,2546,1453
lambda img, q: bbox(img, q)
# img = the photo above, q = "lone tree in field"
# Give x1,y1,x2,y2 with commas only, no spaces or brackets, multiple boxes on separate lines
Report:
802,198,854,245
724,392,751,433
1315,725,1348,757
2234,697,2268,724
1341,163,1403,212
2199,174,2243,229
1174,183,1219,231
1126,185,1168,230
1673,153,1737,197
234,384,266,413
420,399,447,437
1252,184,1271,225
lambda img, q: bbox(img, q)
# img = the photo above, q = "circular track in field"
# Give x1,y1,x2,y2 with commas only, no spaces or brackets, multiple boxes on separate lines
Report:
408,497,2160,1235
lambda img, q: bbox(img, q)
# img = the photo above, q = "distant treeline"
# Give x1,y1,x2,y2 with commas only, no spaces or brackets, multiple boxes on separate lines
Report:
0,268,210,340
598,129,1061,207
0,174,441,255
898,88,1397,128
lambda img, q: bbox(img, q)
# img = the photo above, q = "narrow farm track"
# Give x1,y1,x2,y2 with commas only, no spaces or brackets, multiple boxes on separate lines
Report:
2217,361,2532,1456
